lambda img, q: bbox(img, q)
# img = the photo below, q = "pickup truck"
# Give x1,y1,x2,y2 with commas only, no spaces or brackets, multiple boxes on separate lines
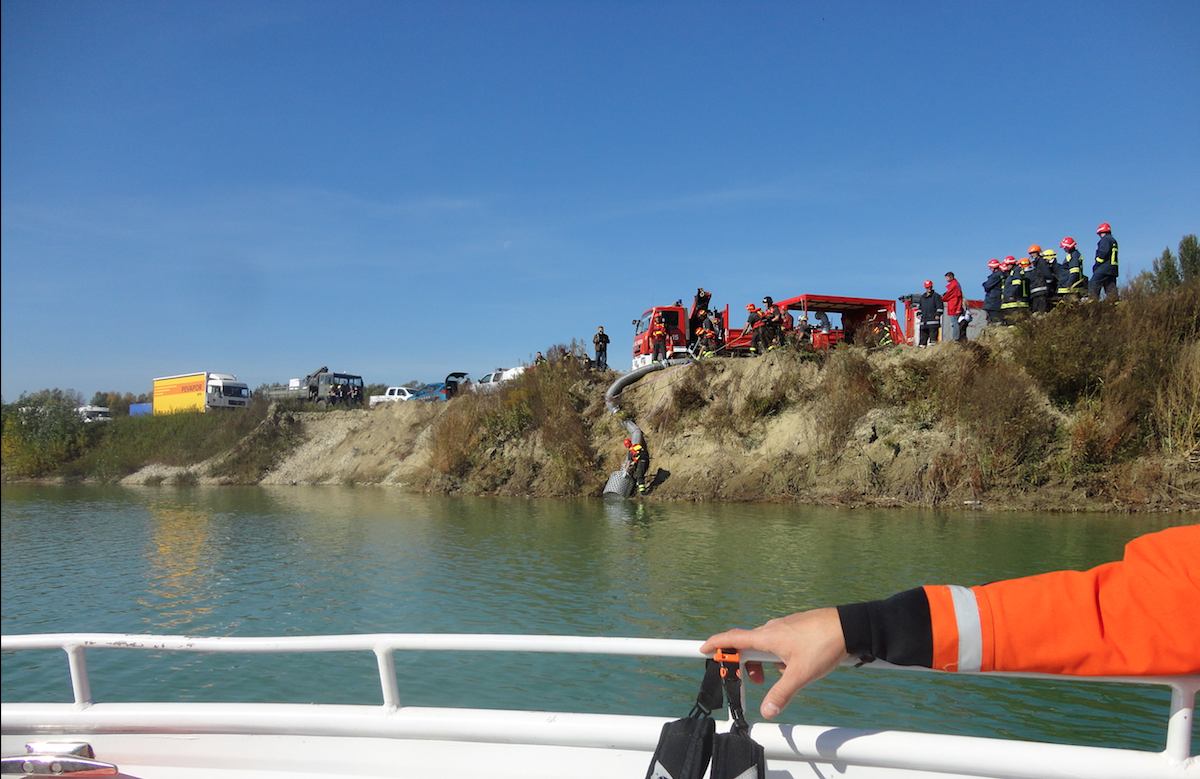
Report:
369,386,417,407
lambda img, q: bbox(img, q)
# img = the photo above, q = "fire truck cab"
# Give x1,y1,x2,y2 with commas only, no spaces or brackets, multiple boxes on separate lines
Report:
631,305,691,369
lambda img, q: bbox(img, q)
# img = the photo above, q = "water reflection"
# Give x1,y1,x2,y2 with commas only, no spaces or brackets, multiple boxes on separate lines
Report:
140,504,215,631
1,485,1193,752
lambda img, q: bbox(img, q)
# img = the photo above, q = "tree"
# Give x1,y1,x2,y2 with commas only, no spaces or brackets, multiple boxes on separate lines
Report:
0,388,89,476
1179,233,1200,284
1151,248,1182,291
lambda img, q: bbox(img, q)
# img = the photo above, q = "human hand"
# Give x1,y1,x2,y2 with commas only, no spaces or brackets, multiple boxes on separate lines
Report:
699,607,848,720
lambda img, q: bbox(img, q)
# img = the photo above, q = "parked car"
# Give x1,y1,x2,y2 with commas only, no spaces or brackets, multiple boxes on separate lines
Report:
76,405,113,423
369,386,417,407
473,366,525,392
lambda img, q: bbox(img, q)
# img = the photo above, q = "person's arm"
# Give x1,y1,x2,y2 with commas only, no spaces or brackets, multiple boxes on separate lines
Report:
702,525,1200,719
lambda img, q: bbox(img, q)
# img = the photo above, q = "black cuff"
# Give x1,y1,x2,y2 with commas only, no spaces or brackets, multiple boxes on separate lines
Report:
837,587,933,668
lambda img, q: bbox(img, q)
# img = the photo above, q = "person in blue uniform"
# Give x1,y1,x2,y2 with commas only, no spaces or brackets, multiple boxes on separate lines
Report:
1089,222,1119,301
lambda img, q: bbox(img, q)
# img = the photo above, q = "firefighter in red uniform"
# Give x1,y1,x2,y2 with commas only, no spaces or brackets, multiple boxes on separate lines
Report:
649,314,669,362
702,525,1200,719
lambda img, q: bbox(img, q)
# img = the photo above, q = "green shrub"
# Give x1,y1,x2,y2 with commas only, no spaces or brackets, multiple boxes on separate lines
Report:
1,389,90,477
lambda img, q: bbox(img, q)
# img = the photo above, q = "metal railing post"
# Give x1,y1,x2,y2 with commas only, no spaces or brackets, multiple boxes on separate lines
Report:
375,646,400,710
1164,681,1195,763
65,644,92,707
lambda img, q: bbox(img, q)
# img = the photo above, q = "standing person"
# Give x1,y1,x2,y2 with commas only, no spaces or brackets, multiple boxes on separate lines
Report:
745,304,765,355
592,326,610,371
1001,258,1031,324
1040,249,1062,308
691,288,713,334
942,272,966,341
762,296,782,349
623,437,651,494
1057,237,1089,300
1026,244,1052,314
982,259,1004,324
534,351,547,365
706,309,725,347
916,280,943,347
1090,222,1120,301
649,313,669,362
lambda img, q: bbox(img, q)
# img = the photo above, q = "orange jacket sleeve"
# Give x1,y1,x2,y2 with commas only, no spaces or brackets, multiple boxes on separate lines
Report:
840,525,1200,677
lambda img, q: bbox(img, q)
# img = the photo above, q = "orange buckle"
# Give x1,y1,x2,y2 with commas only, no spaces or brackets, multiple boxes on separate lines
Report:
714,648,741,679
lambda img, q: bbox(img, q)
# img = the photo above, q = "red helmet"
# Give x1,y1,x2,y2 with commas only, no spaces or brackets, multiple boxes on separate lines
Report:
1060,236,1076,250
987,258,1001,269
745,303,756,311
623,438,632,448
1096,222,1112,234
1028,244,1042,254
923,279,934,289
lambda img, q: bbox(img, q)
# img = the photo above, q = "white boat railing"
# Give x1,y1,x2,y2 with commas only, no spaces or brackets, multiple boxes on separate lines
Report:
3,632,1197,777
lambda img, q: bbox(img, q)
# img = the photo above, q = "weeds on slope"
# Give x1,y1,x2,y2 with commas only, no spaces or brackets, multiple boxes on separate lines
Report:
428,351,600,494
1015,283,1200,465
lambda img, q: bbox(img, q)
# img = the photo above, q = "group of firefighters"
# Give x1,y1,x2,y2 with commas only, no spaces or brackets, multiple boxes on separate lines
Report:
912,221,1121,344
985,221,1120,325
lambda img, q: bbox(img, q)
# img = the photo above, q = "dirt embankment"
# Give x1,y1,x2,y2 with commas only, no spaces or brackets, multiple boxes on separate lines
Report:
120,289,1200,512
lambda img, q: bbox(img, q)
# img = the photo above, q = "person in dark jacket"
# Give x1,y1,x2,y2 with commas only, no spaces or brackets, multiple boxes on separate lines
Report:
982,258,1004,324
1001,258,1031,324
593,326,610,370
1026,244,1052,314
1040,249,1062,309
706,309,724,346
761,296,782,349
916,280,943,347
1090,222,1119,301
1057,237,1088,299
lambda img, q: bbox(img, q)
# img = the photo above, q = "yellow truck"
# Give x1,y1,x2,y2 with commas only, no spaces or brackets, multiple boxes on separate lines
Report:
152,372,251,414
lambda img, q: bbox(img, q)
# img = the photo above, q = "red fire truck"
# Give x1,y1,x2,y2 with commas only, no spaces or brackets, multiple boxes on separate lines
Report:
630,291,986,368
631,300,748,369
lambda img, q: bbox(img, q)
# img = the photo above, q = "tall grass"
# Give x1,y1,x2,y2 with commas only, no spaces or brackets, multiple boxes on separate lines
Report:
428,352,601,494
816,349,877,450
1015,283,1200,461
64,402,270,481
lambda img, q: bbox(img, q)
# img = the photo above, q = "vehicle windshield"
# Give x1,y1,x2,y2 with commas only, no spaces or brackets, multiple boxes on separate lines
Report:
221,385,250,398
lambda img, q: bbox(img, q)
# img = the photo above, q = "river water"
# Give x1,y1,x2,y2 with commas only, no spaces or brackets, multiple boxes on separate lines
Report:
1,485,1194,753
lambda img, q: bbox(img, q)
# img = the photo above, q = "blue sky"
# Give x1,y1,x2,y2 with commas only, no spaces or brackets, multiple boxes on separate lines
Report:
3,0,1198,399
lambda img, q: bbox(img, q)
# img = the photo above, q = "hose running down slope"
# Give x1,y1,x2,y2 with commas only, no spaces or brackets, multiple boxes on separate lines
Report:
602,358,692,497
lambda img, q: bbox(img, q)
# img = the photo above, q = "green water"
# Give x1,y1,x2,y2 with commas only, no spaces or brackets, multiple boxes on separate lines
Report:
1,485,1194,753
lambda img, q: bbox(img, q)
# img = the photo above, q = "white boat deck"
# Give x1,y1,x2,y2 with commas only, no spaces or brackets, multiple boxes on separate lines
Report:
2,633,1197,778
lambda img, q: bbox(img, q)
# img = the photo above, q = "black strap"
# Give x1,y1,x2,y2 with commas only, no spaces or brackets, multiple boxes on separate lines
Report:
643,654,768,779
715,655,750,737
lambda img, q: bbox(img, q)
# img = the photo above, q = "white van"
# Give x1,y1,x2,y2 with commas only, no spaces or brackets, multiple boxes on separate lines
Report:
473,366,526,392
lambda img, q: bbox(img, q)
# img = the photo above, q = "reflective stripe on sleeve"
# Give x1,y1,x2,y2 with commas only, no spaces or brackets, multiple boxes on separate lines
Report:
948,585,983,672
